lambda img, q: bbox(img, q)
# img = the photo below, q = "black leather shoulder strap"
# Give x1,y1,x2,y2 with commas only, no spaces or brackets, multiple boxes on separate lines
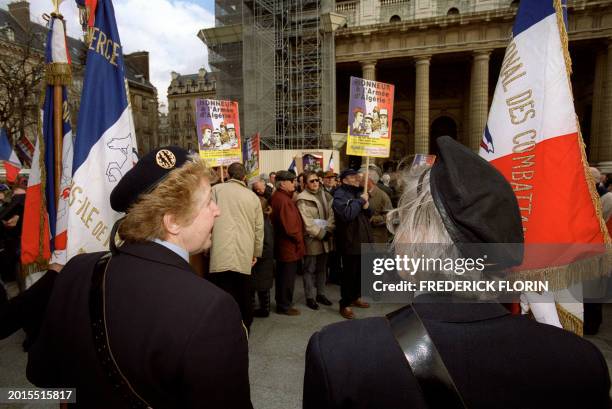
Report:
89,253,152,409
387,305,467,409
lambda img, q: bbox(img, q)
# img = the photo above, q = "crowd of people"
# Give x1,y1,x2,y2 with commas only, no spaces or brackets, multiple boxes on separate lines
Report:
203,160,402,328
0,139,611,408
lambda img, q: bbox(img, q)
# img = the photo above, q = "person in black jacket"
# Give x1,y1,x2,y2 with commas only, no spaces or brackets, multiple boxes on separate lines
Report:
332,169,373,319
0,267,59,350
28,147,253,409
304,136,611,409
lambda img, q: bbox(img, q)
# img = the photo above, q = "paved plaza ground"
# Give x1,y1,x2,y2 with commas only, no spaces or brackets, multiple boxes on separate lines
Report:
1,282,611,409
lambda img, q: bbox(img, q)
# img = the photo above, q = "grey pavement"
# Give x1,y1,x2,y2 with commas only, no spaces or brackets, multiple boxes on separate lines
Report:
1,282,611,409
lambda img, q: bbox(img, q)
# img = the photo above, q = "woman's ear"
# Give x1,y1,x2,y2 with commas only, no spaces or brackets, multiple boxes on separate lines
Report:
163,213,181,237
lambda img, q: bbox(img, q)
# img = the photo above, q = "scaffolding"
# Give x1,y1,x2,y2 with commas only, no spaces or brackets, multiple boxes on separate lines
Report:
207,0,245,125
243,0,326,149
207,0,331,150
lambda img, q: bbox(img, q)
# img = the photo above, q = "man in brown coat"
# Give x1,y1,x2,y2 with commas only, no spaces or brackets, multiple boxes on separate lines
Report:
270,171,305,315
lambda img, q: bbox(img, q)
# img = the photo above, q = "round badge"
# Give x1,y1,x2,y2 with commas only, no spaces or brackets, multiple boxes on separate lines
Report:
156,149,176,169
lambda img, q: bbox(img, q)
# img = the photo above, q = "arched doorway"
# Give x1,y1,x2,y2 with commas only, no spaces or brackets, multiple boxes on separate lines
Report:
391,118,412,161
430,116,457,154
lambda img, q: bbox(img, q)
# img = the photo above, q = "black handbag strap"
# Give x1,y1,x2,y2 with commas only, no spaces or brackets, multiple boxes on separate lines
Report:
387,305,467,409
89,253,152,409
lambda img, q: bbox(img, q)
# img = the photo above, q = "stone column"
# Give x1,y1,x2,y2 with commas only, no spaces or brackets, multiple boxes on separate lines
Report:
360,60,377,81
590,50,606,163
599,41,612,172
469,50,491,152
414,56,431,154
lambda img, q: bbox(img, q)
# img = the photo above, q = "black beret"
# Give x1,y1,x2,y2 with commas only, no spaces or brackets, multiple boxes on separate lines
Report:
276,170,297,181
110,146,189,213
339,169,358,180
430,136,524,268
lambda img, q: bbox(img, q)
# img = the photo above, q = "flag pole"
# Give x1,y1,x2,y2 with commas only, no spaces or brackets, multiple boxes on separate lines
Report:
53,83,62,205
47,12,71,207
363,156,370,194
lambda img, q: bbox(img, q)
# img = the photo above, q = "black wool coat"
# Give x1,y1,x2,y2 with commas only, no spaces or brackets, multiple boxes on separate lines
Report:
304,298,610,409
27,241,252,409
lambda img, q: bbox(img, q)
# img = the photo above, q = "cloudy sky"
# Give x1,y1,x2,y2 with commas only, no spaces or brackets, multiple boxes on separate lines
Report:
0,0,216,110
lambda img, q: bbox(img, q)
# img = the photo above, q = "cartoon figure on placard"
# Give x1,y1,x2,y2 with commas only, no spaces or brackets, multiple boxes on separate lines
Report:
351,108,365,135
200,125,213,148
220,122,230,144
212,129,222,148
379,108,389,137
363,113,374,136
372,106,381,133
227,123,238,148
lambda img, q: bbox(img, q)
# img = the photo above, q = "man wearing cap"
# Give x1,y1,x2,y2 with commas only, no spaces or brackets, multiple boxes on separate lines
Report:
321,171,337,195
208,162,264,331
270,170,305,315
379,108,388,136
227,123,238,146
304,136,610,409
332,169,373,319
27,147,253,409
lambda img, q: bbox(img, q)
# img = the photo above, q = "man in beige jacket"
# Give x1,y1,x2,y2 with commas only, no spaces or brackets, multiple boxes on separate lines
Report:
209,163,264,331
297,171,336,310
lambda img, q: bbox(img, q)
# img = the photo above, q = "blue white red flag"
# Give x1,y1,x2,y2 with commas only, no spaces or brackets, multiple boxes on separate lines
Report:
481,0,609,248
21,16,72,266
288,158,297,175
68,0,137,258
0,128,21,183
327,152,335,172
480,0,610,320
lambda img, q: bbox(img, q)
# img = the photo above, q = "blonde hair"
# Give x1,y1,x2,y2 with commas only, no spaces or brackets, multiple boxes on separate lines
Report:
118,156,216,243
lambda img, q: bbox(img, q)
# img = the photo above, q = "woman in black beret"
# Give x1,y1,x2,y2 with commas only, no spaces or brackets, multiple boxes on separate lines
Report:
304,136,610,409
27,147,253,409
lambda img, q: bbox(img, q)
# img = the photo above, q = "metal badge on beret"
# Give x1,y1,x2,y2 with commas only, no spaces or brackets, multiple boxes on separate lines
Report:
156,149,177,169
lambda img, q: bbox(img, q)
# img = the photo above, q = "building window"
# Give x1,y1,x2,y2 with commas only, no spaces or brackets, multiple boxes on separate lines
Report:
389,15,401,22
447,7,459,15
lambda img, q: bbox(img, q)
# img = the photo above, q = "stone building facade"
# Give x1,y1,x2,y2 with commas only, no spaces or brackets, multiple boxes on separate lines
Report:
0,2,158,160
333,0,612,172
166,68,216,150
124,51,159,155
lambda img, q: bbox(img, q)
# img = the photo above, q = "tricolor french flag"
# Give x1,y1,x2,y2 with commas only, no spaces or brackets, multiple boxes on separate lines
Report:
0,128,21,183
67,0,138,258
481,1,609,287
327,152,335,172
21,16,72,266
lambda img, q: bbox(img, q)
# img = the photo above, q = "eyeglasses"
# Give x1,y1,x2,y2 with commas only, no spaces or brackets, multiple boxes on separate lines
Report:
307,179,320,184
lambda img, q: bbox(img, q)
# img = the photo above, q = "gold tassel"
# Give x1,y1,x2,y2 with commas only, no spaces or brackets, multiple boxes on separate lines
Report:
556,303,583,337
20,82,51,278
511,251,612,291
45,62,72,86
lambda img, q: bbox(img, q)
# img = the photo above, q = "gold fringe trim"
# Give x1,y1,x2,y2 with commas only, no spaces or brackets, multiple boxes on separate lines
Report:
556,303,583,337
554,0,612,245
511,250,612,291
45,63,72,86
20,82,52,278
